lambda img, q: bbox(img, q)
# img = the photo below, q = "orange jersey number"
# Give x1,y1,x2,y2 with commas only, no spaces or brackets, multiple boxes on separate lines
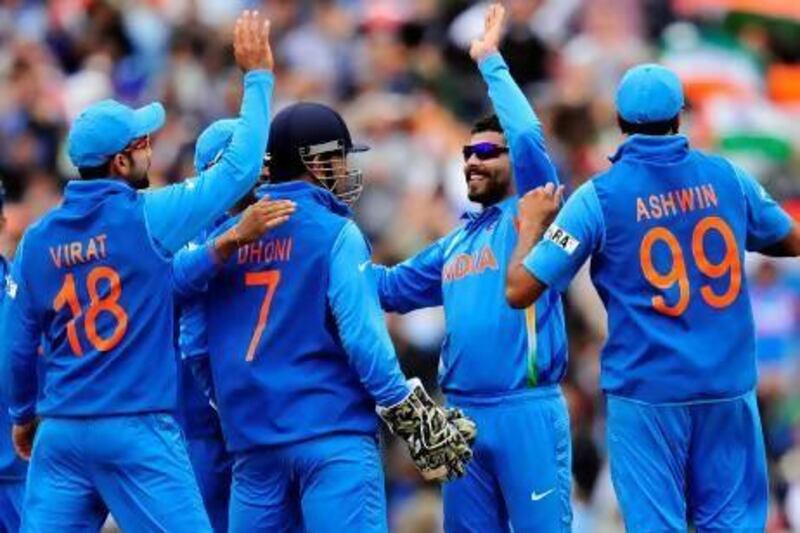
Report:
243,270,281,362
53,266,129,356
639,215,741,317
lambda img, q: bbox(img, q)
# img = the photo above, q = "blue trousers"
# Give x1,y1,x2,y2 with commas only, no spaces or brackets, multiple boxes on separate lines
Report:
607,391,768,532
186,434,233,533
0,480,23,532
22,414,211,532
229,434,387,532
442,386,572,532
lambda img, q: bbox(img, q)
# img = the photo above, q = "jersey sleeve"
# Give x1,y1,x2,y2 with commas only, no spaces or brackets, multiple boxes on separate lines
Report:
732,165,793,251
478,52,559,195
327,221,410,407
3,246,41,424
172,242,222,302
523,181,605,293
179,295,209,361
371,238,445,313
143,70,274,255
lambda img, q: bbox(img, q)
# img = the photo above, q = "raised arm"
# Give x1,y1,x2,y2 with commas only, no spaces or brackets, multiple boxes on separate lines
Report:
371,238,446,314
144,11,276,255
471,3,558,195
507,182,603,308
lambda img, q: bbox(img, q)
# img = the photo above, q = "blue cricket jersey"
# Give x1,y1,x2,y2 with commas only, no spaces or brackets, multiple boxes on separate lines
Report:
373,52,568,399
525,134,793,403
0,256,26,480
4,70,274,423
185,182,409,451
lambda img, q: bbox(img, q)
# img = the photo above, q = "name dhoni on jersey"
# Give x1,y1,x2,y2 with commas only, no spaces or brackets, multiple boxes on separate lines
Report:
636,184,718,222
49,233,109,268
442,245,498,283
237,237,294,265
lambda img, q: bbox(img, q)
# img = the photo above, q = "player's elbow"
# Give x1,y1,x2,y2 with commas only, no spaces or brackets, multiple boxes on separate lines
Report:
505,266,544,309
505,285,533,309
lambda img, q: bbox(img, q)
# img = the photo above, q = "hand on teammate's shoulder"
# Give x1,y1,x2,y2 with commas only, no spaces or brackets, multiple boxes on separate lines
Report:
233,10,274,73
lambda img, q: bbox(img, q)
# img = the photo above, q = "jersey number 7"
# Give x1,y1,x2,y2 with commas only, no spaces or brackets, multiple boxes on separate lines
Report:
639,215,741,317
244,270,281,362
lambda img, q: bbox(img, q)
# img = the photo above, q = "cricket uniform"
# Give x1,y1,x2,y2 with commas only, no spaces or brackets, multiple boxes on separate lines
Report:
0,255,25,532
176,230,234,533
524,133,792,531
181,182,410,532
373,53,571,532
3,70,273,531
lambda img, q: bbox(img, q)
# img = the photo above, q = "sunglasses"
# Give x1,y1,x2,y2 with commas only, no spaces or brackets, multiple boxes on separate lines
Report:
462,142,509,161
124,135,151,152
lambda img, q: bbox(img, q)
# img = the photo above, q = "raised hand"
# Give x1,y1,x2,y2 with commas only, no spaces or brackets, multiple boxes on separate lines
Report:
470,2,507,62
233,10,274,72
518,183,564,235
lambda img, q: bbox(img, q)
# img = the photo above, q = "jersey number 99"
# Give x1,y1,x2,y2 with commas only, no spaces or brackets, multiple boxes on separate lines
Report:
53,266,129,356
639,216,741,317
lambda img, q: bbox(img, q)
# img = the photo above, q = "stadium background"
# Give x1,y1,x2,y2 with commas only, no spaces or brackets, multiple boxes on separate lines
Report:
1,0,800,531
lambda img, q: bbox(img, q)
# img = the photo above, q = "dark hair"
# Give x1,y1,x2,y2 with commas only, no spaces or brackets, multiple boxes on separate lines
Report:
77,160,113,180
77,152,134,180
617,114,680,136
471,113,503,135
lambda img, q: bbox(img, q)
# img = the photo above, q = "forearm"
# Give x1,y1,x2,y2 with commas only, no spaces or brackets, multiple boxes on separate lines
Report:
506,223,548,308
479,52,541,142
173,243,221,300
479,53,558,193
144,70,274,254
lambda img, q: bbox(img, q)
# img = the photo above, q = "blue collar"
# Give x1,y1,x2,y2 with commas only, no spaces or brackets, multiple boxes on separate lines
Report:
609,134,690,165
0,255,7,294
255,181,351,218
460,196,516,231
64,179,135,203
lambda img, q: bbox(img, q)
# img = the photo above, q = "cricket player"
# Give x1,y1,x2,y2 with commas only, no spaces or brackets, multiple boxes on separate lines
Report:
506,63,800,531
180,101,475,532
371,5,571,531
175,118,294,533
0,182,25,531
3,11,275,530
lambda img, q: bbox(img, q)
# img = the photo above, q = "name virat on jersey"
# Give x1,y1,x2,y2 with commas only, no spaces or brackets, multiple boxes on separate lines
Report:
49,234,109,268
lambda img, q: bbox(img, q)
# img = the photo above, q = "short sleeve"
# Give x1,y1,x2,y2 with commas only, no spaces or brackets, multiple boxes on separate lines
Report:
523,181,605,293
732,165,792,251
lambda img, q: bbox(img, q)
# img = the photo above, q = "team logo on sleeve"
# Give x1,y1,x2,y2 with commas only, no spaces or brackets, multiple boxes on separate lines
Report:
544,225,579,255
5,275,18,299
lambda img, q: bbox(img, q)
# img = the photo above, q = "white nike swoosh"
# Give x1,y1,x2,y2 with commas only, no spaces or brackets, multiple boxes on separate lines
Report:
358,261,371,272
530,488,555,502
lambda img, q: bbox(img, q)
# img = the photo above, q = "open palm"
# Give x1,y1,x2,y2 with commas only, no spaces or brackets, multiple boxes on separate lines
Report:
470,3,507,62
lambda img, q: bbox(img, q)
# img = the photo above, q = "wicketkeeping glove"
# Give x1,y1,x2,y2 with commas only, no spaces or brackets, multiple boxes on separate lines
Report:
377,379,477,482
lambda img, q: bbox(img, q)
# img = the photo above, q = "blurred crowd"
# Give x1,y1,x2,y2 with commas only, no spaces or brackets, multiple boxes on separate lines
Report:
2,0,800,531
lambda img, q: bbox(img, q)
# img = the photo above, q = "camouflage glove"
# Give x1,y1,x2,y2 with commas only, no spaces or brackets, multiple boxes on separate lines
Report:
377,379,476,482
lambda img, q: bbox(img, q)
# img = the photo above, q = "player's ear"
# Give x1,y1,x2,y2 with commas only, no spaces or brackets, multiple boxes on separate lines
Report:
110,153,130,177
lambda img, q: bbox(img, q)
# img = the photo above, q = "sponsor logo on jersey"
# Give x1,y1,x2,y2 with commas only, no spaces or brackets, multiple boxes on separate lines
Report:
442,245,499,282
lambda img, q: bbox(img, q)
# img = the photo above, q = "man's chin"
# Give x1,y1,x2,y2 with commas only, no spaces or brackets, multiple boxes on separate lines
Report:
130,176,150,191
